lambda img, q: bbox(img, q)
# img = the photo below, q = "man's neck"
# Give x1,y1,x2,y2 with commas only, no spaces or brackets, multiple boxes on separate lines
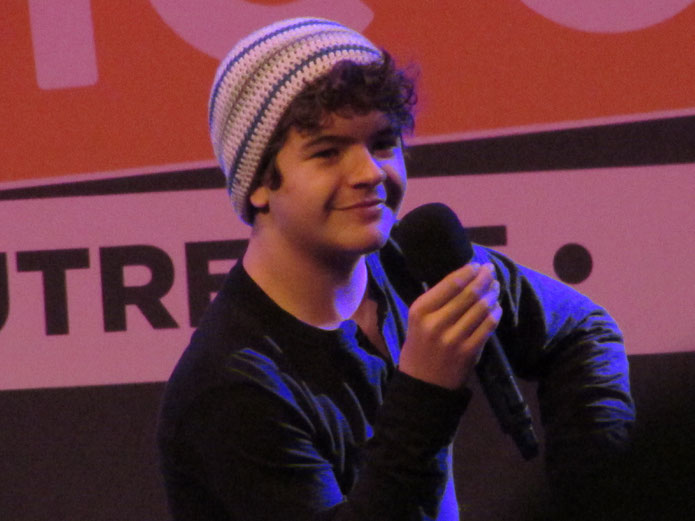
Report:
242,231,369,330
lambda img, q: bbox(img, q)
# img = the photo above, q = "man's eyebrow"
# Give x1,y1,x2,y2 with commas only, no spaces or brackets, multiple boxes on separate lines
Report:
372,126,400,139
302,125,400,150
301,134,353,150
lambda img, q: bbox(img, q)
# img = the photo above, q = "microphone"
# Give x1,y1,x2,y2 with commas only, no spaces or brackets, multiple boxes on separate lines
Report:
391,203,539,460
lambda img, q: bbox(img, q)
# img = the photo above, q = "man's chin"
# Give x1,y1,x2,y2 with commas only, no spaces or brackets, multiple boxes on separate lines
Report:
322,213,395,259
330,229,391,261
354,220,394,254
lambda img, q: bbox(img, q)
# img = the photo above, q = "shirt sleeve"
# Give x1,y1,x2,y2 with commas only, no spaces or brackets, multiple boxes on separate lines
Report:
166,369,470,521
471,244,635,513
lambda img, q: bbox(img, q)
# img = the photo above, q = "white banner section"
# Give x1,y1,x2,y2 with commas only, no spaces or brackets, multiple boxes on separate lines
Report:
1,163,693,389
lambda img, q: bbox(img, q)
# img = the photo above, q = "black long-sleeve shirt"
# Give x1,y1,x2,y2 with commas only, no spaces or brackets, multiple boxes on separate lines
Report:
157,239,634,520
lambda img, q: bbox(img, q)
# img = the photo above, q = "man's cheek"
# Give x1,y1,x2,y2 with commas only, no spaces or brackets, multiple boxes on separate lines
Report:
385,173,406,212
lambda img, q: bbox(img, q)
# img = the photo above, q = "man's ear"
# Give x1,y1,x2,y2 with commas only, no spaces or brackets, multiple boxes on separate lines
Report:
249,184,270,211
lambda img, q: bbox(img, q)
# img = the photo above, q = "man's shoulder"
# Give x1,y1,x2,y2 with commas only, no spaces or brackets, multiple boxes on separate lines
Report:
160,263,282,407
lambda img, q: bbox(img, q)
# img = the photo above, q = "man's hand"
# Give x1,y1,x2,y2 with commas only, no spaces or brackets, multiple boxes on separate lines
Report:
398,263,501,390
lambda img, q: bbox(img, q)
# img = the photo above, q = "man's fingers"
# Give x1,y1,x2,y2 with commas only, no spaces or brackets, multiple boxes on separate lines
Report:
467,301,503,354
444,283,502,350
412,262,497,314
434,264,498,328
409,263,480,315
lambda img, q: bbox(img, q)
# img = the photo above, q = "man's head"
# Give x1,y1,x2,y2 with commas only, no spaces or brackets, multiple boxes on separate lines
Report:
208,17,416,223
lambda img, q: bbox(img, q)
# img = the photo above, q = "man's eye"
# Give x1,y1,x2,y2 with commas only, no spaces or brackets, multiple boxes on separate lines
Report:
371,138,398,156
312,148,339,159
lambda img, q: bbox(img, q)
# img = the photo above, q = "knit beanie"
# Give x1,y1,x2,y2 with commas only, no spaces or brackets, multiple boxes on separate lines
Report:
208,17,383,223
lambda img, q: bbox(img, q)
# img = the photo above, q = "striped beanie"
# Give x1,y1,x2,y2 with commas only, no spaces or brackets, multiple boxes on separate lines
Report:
208,17,383,223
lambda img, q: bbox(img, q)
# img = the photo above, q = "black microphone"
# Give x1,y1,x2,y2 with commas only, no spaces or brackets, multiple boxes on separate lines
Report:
391,202,539,460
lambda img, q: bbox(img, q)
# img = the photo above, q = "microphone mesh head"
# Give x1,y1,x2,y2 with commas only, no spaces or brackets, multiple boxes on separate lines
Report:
392,203,473,287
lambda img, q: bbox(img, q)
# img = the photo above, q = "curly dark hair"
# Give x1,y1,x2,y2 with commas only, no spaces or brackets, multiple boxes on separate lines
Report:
279,51,417,136
250,51,417,211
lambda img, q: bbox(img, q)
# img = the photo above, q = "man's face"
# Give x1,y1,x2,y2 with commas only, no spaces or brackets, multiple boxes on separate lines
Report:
249,110,407,262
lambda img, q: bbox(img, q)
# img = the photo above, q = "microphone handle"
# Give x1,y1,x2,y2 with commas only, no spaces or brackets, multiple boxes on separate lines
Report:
475,334,540,460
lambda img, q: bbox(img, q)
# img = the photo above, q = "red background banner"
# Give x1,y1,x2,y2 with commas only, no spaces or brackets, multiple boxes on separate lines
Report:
2,0,695,183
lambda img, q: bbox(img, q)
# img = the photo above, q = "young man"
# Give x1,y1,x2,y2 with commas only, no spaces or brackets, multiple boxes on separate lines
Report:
158,18,634,520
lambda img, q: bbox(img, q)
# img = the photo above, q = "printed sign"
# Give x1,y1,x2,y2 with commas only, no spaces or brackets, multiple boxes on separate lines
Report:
1,1,694,389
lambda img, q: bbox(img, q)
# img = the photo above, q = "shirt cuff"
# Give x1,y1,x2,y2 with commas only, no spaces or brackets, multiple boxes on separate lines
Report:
377,369,472,448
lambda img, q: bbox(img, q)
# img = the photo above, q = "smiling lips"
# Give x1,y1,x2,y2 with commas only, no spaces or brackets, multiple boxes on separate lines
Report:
335,198,385,211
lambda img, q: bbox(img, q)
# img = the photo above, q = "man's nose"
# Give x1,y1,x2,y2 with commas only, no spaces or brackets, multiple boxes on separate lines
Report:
349,147,386,187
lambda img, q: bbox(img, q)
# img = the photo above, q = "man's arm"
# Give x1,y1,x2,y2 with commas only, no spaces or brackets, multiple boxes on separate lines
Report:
162,369,469,521
472,245,635,515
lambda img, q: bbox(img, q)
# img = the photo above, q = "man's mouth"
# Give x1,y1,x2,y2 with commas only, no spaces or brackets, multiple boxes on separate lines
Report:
336,198,386,210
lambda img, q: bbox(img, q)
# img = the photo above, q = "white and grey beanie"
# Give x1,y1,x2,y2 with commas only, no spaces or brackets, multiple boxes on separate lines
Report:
208,17,383,223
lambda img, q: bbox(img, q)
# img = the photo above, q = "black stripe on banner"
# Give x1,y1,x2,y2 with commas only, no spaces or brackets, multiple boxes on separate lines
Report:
468,225,507,247
1,115,693,202
407,114,695,176
0,167,225,201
